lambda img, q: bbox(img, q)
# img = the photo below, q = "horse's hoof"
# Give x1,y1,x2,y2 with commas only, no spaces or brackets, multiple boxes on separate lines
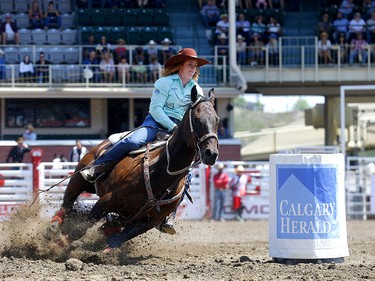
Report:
102,247,112,254
43,221,61,240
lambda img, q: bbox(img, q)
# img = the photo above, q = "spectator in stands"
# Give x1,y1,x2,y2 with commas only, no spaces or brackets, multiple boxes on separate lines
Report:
114,38,127,64
160,38,174,65
237,0,253,9
335,32,349,64
35,52,51,84
133,46,148,83
267,33,280,65
96,36,112,59
23,124,37,141
333,11,349,43
44,1,61,29
70,139,88,162
149,56,161,82
99,52,115,83
317,13,333,39
200,0,221,28
1,15,20,45
236,34,247,66
367,11,375,43
83,50,101,83
338,0,356,19
216,33,229,62
117,55,130,83
255,0,269,9
5,137,31,163
236,13,251,43
19,55,34,83
215,14,230,41
137,0,148,7
249,33,264,66
212,163,230,221
29,0,44,29
318,32,334,64
251,15,267,43
348,12,366,42
349,32,368,65
267,16,282,40
0,50,5,80
146,40,159,61
83,33,97,60
230,165,248,222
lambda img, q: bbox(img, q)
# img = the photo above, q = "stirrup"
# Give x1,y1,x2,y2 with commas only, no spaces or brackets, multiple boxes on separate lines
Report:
158,213,176,235
80,164,105,183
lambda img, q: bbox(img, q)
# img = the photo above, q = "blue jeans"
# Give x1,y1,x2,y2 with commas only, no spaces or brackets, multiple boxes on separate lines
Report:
212,189,227,220
94,114,177,165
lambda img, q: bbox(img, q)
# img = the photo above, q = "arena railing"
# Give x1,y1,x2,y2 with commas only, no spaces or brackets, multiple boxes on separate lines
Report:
215,42,375,83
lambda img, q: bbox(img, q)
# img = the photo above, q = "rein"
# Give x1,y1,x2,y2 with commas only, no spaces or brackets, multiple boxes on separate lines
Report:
166,97,218,176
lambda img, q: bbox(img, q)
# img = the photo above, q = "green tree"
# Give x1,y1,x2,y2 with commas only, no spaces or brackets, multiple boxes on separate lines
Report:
233,96,247,108
293,98,310,111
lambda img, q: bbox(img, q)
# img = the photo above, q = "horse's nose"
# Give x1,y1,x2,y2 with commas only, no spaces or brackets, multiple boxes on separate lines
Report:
204,148,218,164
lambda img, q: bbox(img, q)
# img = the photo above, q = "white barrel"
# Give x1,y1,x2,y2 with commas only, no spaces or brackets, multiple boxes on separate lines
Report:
269,154,349,260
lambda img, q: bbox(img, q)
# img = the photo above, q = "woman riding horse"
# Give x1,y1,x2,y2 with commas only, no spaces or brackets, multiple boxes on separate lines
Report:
80,48,211,234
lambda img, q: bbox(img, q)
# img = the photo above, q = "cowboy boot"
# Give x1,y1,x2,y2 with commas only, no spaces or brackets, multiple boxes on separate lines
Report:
80,161,117,183
158,212,176,235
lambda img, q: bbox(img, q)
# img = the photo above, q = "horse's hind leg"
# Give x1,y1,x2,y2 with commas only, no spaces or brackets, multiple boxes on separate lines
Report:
105,222,155,249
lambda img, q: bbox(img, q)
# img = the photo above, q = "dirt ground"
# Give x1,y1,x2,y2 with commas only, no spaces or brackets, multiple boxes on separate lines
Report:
0,208,374,281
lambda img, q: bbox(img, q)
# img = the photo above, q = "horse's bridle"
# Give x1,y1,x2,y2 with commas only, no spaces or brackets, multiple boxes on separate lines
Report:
166,97,219,176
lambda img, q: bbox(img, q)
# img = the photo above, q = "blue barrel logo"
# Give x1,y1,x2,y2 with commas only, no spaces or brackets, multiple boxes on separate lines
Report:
276,164,339,240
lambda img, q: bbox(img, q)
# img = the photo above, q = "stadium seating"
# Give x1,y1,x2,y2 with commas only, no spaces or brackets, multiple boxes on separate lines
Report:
4,47,19,64
47,29,62,45
61,29,77,45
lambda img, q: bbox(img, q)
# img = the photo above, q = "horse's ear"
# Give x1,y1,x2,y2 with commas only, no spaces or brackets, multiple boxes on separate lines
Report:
191,85,198,103
208,88,215,105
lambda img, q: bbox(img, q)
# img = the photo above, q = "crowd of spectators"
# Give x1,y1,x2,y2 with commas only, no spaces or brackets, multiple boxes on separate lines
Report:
316,0,375,65
200,0,284,66
80,34,177,84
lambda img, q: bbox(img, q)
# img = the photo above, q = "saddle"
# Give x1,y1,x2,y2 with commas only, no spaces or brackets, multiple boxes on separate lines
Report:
94,131,169,159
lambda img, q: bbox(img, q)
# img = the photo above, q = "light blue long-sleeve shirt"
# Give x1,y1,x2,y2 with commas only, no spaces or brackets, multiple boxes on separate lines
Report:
149,74,204,132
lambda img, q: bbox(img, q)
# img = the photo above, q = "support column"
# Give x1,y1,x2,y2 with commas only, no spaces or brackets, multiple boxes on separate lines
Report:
324,96,338,145
129,98,134,130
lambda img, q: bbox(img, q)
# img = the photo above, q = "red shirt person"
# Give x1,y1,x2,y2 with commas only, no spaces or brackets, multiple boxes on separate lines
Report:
212,163,230,221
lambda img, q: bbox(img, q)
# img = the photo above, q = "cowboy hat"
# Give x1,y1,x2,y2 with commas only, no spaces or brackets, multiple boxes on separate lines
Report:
235,165,245,173
237,34,244,40
148,39,156,45
161,38,171,44
164,48,211,68
218,33,228,40
216,163,224,170
117,38,125,44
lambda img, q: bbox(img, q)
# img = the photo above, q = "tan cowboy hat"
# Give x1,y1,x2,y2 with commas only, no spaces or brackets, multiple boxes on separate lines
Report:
164,48,211,68
235,165,245,173
216,163,224,170
25,124,34,131
117,38,125,44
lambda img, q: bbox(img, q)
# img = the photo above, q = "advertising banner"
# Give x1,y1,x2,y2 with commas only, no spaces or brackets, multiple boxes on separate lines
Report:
269,154,349,260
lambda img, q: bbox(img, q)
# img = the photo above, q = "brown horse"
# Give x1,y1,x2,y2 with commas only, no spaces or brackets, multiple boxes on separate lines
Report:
49,86,219,249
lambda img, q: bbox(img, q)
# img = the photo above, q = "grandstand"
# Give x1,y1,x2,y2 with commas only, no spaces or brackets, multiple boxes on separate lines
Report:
0,0,375,161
